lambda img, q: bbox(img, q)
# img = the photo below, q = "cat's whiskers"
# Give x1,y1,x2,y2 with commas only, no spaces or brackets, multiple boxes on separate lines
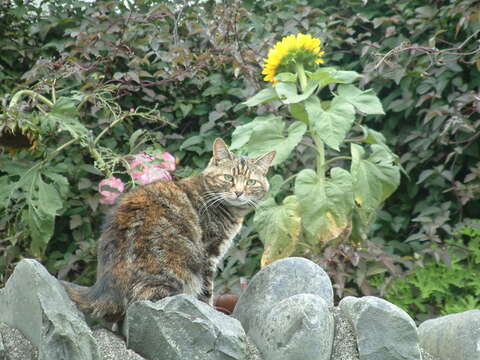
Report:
200,192,227,216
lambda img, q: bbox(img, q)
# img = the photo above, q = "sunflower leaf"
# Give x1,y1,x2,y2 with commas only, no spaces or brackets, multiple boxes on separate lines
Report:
243,88,279,107
242,119,306,165
309,68,362,87
254,195,302,267
338,84,385,115
230,115,279,150
294,167,354,243
305,95,355,151
275,80,318,104
350,143,401,222
275,72,297,82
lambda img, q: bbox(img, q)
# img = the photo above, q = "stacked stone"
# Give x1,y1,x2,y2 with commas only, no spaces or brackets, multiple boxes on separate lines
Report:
0,258,479,360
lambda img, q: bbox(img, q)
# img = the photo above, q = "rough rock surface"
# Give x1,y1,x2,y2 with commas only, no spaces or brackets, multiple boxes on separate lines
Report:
0,259,99,360
93,328,145,360
245,337,263,360
125,294,247,360
339,296,422,360
233,257,333,335
418,309,480,360
255,294,334,360
331,306,360,360
0,323,38,360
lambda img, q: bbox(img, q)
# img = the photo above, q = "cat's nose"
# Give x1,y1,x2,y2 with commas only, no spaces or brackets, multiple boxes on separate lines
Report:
235,191,243,198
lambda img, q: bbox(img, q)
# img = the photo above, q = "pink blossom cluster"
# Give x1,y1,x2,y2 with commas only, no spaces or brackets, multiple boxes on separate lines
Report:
98,152,176,205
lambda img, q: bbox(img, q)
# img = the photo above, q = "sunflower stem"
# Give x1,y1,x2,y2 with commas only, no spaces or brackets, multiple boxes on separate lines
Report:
296,63,308,93
8,90,54,109
310,129,325,179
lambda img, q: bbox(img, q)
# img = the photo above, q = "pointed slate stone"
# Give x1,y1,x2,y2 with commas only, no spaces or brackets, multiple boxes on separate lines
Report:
125,294,247,360
0,259,99,360
339,296,422,360
418,309,480,360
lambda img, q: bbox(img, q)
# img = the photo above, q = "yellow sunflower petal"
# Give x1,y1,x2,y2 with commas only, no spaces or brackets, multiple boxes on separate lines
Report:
262,33,326,85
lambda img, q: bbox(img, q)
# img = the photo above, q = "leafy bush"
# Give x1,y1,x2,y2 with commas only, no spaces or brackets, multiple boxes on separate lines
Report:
383,221,480,320
0,0,479,320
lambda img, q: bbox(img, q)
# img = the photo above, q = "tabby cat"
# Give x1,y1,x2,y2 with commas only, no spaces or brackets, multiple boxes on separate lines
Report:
62,138,275,321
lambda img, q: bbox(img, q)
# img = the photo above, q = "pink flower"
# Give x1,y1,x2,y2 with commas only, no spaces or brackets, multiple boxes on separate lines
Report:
135,166,172,185
157,152,176,172
98,177,125,205
127,152,176,185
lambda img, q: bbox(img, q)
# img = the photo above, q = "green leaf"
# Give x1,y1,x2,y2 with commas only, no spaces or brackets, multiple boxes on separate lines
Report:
294,168,354,243
27,206,55,257
359,125,387,145
305,95,355,151
49,97,90,140
350,143,401,219
337,85,385,115
180,135,204,150
275,80,318,104
243,88,279,107
230,115,277,150
275,72,297,82
289,103,309,123
20,172,64,257
254,195,301,267
38,179,63,216
333,70,363,84
308,67,338,87
243,118,307,166
309,67,362,87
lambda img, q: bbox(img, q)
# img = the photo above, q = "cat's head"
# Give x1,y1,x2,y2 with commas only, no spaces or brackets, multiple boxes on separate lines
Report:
202,138,275,208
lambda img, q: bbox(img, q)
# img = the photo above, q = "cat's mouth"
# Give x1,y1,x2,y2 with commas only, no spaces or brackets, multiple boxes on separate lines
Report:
224,196,253,207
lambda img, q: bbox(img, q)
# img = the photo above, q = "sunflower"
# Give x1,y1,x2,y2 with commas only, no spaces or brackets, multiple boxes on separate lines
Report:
262,33,325,85
0,114,40,154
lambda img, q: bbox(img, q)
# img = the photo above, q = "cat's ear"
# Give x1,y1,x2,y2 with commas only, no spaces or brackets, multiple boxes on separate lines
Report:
212,138,233,163
253,151,276,173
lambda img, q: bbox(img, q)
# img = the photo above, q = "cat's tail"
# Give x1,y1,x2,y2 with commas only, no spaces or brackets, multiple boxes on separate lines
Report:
60,280,124,322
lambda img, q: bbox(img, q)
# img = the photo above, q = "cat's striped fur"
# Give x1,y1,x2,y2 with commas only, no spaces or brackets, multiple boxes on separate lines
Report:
62,138,275,321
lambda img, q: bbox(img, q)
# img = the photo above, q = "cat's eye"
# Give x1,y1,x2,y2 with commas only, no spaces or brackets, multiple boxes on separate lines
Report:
224,174,234,182
246,179,256,185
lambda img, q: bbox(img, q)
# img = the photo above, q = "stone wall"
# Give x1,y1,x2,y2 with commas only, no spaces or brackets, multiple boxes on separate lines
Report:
0,258,479,360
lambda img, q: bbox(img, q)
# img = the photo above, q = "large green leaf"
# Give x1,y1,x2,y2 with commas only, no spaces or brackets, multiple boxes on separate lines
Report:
238,117,306,166
289,103,309,124
230,114,279,150
309,67,362,87
337,85,385,115
294,168,354,243
243,87,279,107
305,95,355,151
254,195,302,267
350,143,400,218
16,170,64,257
48,97,90,140
275,80,318,104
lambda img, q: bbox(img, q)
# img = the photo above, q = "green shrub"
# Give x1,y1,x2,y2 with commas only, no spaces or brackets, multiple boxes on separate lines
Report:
382,221,480,320
0,0,479,311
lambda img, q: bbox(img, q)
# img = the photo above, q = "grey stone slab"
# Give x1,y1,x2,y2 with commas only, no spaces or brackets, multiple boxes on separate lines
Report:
339,296,422,360
233,257,333,335
125,294,247,360
0,259,99,360
418,309,480,360
255,293,334,360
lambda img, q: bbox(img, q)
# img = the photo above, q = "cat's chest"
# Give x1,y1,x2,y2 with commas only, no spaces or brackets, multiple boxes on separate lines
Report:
204,219,243,261
217,221,242,259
